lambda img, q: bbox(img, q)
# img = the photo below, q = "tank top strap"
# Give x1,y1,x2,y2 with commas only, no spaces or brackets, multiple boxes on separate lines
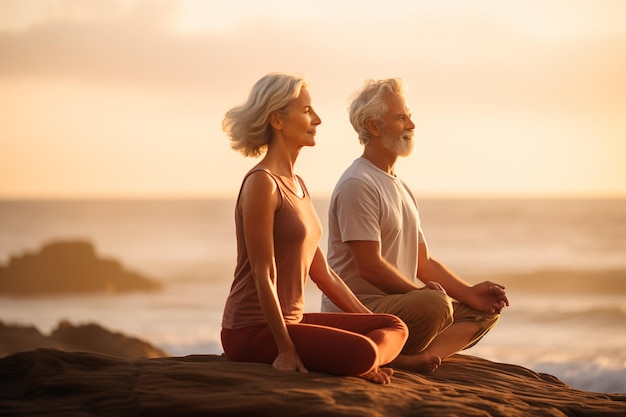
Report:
237,168,286,210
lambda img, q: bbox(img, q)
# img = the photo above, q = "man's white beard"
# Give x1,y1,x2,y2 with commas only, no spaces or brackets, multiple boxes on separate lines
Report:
382,130,414,157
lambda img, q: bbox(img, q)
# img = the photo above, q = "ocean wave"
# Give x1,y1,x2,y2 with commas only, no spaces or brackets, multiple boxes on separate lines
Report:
529,305,626,327
530,361,626,394
471,345,626,394
484,269,626,296
160,340,223,357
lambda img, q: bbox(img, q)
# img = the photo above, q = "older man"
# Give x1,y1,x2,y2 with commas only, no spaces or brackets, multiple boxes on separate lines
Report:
321,78,509,372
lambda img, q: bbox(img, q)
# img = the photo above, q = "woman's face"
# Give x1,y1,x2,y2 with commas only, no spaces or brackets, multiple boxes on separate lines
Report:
279,86,322,148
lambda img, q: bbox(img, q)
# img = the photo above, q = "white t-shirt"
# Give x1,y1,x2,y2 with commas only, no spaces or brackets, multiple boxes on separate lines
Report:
321,157,426,311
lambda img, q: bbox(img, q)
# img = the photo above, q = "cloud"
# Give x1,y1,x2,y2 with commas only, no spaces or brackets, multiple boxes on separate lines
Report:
0,1,624,114
0,1,624,197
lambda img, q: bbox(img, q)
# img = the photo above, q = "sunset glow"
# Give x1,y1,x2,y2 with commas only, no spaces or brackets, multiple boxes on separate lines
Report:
1,0,625,198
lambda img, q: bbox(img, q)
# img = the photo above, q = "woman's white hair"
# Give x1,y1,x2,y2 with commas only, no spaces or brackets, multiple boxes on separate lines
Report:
348,78,405,145
223,73,308,157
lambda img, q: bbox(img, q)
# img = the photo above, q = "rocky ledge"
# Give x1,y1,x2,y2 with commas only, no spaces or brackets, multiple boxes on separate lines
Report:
0,348,624,417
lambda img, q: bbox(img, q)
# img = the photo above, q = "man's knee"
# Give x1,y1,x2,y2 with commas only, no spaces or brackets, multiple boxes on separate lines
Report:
453,302,500,332
395,290,454,332
395,290,453,354
481,312,500,332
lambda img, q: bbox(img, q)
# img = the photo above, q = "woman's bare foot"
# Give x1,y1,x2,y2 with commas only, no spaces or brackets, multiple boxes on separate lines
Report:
359,366,394,384
390,353,442,373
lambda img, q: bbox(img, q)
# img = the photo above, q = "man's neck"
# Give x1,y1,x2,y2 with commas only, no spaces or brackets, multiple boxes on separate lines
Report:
362,147,397,176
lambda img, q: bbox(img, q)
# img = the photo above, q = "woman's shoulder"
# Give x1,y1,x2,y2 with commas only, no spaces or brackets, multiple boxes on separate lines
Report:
237,167,283,212
242,168,278,192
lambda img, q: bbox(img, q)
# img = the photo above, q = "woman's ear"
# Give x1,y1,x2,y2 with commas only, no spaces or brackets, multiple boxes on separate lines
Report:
365,118,381,136
269,111,283,130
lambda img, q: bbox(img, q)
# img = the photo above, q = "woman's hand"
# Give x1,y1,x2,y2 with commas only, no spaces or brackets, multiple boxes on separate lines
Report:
273,348,309,373
360,366,394,385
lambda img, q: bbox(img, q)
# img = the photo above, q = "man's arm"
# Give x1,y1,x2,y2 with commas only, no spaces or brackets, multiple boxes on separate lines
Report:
417,242,509,313
346,240,424,294
416,242,471,300
309,247,372,313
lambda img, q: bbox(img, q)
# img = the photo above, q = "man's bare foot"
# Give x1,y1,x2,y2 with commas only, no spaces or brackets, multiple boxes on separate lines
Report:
359,366,394,384
390,353,442,373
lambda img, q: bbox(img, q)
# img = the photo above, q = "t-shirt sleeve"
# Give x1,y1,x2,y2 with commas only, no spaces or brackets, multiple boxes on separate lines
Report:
334,177,381,243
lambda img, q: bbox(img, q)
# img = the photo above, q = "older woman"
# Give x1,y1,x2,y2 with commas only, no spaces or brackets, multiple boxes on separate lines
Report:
220,73,408,384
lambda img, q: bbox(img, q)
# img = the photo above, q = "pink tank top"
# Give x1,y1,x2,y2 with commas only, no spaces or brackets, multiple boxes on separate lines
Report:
222,168,322,329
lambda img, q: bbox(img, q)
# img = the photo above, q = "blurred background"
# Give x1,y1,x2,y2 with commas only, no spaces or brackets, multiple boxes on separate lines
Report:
1,0,625,394
1,0,624,198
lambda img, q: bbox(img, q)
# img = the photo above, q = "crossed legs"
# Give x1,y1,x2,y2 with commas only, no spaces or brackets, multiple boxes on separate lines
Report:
364,290,499,372
221,312,408,381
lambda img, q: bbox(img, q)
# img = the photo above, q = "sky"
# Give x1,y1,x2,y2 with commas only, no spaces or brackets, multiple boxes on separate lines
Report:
0,0,625,199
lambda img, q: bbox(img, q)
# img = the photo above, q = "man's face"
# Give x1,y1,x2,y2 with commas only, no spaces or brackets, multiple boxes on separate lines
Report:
380,93,415,157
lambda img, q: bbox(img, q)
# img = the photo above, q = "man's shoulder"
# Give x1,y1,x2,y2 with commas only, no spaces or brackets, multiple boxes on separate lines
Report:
336,159,381,186
334,170,380,201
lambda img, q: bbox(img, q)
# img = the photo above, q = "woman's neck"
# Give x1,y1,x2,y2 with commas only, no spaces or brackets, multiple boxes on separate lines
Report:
261,143,300,178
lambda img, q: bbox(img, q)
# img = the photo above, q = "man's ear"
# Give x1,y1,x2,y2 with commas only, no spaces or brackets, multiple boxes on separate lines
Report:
269,111,283,130
365,118,381,136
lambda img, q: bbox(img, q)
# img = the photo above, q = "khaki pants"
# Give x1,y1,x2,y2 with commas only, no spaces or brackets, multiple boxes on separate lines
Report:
362,289,500,354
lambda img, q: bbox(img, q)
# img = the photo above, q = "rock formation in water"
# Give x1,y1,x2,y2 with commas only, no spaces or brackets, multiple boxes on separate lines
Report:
0,320,167,359
0,240,162,295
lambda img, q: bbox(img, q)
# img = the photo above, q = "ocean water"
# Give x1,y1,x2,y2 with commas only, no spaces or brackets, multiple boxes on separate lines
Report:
0,198,625,394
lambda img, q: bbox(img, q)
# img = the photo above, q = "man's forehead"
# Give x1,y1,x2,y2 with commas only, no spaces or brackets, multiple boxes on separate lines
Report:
385,94,410,114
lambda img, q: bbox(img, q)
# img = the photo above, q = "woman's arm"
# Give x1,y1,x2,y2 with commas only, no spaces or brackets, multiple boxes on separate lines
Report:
309,247,371,314
240,171,307,372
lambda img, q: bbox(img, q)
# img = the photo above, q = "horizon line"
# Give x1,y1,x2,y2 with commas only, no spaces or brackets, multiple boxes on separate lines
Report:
1,191,625,201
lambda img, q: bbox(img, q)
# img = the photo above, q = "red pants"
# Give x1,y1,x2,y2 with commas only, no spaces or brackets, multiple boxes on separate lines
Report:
221,312,408,376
